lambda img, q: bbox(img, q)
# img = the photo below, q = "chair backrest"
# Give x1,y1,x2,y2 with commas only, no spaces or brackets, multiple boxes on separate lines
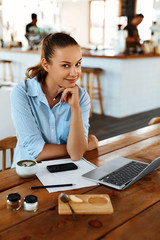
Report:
0,136,17,171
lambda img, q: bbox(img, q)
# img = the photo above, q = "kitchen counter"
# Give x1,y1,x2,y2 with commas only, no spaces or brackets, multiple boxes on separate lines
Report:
0,47,39,54
1,47,160,59
1,47,160,117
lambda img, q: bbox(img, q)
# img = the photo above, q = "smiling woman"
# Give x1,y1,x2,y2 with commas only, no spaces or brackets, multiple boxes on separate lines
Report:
10,32,98,167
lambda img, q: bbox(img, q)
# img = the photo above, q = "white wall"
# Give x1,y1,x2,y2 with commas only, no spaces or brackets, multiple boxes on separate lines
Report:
0,87,15,139
0,0,2,40
60,0,89,45
0,87,16,170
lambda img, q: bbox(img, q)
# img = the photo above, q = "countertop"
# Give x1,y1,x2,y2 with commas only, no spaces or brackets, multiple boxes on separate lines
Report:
1,47,160,59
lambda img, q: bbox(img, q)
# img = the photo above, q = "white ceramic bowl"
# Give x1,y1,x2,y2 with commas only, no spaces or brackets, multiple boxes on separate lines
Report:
16,160,37,178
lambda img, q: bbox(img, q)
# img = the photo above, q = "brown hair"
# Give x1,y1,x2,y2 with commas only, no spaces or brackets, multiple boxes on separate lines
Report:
25,32,79,84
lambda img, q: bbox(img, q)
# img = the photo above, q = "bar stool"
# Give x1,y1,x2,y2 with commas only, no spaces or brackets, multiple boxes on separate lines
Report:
80,67,104,116
0,60,14,82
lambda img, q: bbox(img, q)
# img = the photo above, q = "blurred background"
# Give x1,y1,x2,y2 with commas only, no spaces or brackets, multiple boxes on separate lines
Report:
0,0,159,49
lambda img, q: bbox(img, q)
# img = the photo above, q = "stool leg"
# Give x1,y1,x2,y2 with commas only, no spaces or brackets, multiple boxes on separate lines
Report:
87,73,89,92
9,62,14,82
96,73,104,115
89,72,94,117
80,72,84,88
3,62,6,81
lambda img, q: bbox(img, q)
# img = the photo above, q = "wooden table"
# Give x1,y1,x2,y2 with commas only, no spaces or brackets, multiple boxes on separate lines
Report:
1,124,160,240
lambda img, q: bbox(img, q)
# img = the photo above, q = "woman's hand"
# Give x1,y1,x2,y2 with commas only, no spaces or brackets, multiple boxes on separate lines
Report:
61,86,80,109
87,135,98,151
148,117,160,126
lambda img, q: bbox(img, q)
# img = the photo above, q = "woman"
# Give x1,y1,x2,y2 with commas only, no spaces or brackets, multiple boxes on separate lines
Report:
11,32,98,167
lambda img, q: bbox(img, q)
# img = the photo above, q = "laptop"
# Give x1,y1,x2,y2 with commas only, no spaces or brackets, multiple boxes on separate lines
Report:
82,157,160,190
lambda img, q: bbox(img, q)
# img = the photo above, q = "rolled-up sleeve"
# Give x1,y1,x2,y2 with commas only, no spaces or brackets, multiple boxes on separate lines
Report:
79,88,90,141
10,85,45,159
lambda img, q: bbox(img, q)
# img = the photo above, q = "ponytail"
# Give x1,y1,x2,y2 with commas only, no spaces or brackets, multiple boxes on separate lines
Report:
25,63,47,84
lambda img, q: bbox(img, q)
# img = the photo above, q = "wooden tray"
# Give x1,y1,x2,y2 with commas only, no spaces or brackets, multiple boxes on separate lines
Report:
58,194,114,215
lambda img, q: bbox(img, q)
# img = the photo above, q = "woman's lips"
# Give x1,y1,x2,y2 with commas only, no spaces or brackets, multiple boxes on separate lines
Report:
65,78,77,83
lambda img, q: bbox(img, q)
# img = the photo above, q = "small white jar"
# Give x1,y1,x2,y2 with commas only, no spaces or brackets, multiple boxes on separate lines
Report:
24,195,38,212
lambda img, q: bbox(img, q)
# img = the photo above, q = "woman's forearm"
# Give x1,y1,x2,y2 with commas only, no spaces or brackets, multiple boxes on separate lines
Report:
36,143,68,162
67,107,88,160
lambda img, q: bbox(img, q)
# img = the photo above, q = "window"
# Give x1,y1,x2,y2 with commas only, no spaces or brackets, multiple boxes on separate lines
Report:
89,0,105,45
136,0,154,41
89,0,119,48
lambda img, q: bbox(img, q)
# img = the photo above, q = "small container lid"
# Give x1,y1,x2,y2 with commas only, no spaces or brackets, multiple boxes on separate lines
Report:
24,195,38,203
7,193,21,201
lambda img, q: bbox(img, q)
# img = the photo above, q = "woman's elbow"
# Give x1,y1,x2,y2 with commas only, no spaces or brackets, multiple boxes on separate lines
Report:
68,147,87,161
70,153,84,161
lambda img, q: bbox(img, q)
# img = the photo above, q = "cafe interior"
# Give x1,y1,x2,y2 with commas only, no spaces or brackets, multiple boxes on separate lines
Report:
1,0,160,239
1,0,160,138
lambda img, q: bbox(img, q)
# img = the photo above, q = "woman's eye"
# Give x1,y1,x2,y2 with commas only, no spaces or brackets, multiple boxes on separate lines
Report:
76,62,81,67
62,64,70,68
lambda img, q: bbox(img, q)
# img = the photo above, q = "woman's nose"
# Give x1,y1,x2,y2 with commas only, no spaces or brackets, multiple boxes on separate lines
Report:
70,67,78,76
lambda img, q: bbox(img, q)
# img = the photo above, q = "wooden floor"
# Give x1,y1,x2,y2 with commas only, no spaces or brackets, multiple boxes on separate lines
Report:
89,108,160,141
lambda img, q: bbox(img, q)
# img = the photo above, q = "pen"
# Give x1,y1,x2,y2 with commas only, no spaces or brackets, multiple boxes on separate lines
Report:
31,184,74,189
53,92,63,101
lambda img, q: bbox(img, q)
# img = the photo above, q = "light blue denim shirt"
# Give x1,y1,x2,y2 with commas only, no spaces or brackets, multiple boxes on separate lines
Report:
10,77,90,167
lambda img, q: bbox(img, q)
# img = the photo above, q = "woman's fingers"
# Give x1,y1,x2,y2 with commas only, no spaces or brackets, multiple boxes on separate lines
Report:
54,87,65,101
61,86,79,106
56,87,65,95
61,89,72,102
61,88,73,101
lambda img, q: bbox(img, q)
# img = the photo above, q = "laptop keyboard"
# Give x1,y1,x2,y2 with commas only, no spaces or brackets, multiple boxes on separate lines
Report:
100,161,147,186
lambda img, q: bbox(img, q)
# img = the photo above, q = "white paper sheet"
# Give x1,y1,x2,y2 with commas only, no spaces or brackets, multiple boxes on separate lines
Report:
36,157,98,193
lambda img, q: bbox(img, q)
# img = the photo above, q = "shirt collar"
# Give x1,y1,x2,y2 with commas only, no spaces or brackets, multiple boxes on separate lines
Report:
26,77,48,104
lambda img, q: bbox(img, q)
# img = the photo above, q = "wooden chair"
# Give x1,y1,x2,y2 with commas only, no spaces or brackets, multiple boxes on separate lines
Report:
0,136,17,171
80,67,104,117
0,60,14,82
148,117,160,126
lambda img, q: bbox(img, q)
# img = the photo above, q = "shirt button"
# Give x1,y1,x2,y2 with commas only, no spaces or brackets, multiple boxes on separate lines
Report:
51,129,54,132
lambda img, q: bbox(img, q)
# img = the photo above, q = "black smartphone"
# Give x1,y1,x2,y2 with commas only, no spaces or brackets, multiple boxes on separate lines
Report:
46,162,78,173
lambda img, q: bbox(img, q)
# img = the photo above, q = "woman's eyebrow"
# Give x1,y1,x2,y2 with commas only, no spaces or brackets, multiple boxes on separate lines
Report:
60,61,71,64
60,58,82,64
77,58,82,62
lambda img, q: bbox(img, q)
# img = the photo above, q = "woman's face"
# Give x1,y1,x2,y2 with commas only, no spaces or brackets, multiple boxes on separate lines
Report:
44,45,82,89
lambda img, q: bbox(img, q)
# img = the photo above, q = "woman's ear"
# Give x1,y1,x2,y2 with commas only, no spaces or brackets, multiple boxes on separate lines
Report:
41,58,49,72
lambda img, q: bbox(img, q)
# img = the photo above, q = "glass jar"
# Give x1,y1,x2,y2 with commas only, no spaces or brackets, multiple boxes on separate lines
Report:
24,195,38,212
7,193,21,211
